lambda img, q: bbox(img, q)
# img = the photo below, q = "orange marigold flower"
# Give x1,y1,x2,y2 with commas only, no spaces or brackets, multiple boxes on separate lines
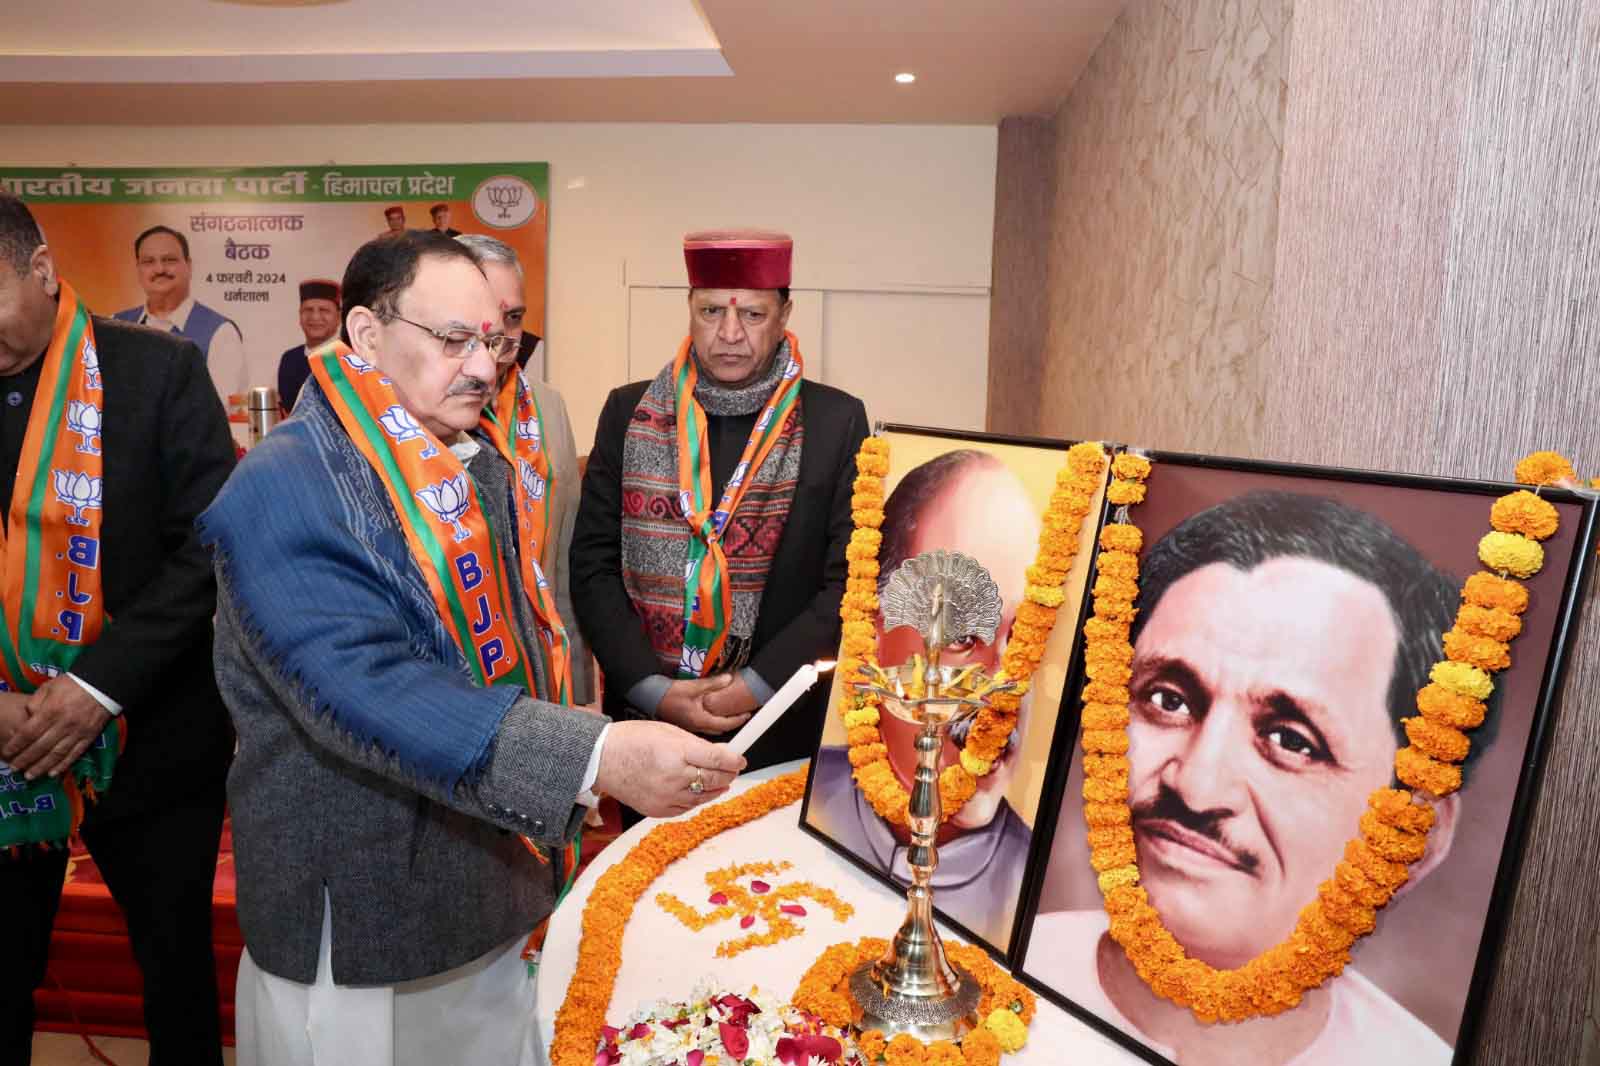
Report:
1083,753,1131,779
1062,473,1103,499
1093,599,1138,624
1403,716,1472,763
1084,660,1133,685
1368,788,1437,834
1095,552,1140,579
1462,571,1530,614
1081,702,1131,731
925,1041,964,1066
959,1026,1002,1066
1066,441,1107,475
1043,509,1085,537
1084,802,1133,828
1490,490,1561,540
848,742,888,768
1395,745,1462,797
1082,729,1131,755
846,725,881,748
1111,453,1153,481
1514,450,1577,487
1091,841,1139,871
856,453,890,477
854,509,884,529
1107,480,1147,506
1334,857,1397,908
1415,683,1488,729
1082,680,1131,705
1082,617,1131,645
1025,564,1068,587
1359,810,1428,863
886,1033,927,1066
1443,627,1512,672
1100,524,1144,553
857,1030,888,1061
1084,639,1134,666
1087,826,1135,851
1455,603,1523,642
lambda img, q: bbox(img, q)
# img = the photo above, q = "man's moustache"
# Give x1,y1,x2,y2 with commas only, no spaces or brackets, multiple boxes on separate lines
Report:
1131,783,1261,875
446,378,492,398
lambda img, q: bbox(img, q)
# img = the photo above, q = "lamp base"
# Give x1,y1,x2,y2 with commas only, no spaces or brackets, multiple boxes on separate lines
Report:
848,960,982,1043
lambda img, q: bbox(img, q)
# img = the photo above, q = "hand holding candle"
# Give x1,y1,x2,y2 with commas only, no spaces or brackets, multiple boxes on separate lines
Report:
726,659,836,756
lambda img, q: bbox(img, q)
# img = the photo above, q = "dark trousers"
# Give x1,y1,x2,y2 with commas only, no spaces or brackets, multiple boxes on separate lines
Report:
0,794,226,1066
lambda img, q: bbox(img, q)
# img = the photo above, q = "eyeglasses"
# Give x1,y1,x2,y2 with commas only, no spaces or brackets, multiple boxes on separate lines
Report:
390,315,516,361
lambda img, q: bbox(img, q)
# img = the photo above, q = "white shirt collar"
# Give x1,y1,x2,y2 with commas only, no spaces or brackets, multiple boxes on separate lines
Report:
141,295,195,331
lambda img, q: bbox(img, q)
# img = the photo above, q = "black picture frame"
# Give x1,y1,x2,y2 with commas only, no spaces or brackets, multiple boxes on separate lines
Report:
1008,449,1599,1066
797,423,1111,962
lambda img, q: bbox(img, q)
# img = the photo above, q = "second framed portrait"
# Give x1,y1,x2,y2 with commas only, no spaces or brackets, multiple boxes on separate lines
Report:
1012,452,1598,1066
799,425,1107,957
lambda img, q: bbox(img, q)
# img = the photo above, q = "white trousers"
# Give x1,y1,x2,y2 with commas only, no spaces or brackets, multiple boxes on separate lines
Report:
235,894,541,1066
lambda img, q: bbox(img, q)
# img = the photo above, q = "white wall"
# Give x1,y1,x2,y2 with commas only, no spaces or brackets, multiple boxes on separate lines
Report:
6,123,997,452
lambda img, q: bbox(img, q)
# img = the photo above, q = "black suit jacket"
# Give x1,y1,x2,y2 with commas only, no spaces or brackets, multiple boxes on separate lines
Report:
7,318,238,822
571,377,868,769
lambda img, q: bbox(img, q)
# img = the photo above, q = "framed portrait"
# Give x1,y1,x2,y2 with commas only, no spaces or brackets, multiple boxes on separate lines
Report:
1011,452,1599,1066
798,425,1107,958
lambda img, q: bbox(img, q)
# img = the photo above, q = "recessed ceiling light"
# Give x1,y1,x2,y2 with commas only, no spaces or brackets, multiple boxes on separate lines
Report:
894,72,916,85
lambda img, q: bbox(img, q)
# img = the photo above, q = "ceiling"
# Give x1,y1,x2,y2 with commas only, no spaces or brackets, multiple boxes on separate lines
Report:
3,0,1126,125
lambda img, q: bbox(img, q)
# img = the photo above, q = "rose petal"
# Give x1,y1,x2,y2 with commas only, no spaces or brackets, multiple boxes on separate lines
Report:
780,904,807,917
750,879,771,893
594,1050,619,1066
740,913,756,929
627,1022,652,1041
662,1017,688,1030
600,1026,621,1044
708,891,730,905
686,1051,705,1066
719,1021,750,1059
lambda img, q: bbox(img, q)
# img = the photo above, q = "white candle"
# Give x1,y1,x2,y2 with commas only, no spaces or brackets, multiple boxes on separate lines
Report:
726,659,836,756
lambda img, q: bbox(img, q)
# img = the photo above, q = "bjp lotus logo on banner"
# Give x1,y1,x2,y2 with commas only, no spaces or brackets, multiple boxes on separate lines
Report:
66,401,103,455
378,404,439,460
472,175,538,229
415,474,473,542
52,470,103,527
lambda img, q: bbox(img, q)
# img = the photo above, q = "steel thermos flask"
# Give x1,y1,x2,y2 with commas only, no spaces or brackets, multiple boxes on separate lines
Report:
247,386,280,447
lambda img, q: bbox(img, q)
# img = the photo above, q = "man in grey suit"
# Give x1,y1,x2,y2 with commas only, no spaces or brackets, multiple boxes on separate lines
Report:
199,232,742,1065
457,233,594,704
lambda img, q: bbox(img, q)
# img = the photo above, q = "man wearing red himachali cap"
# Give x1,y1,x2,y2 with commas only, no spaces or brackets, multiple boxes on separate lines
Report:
573,230,868,787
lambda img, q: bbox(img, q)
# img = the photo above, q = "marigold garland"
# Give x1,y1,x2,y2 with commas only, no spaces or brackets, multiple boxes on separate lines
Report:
550,770,809,1066
793,937,1036,1064
837,436,1107,828
1077,451,1551,1024
654,858,854,958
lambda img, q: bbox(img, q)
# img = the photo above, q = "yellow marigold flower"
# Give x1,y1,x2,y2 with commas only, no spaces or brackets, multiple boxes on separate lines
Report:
1477,531,1544,578
843,707,880,729
853,508,884,529
983,1008,1028,1052
1514,450,1577,486
1593,477,1600,490
1090,841,1139,872
1025,564,1067,587
1395,745,1462,797
1462,571,1530,614
1111,453,1152,482
1107,480,1147,506
1430,659,1493,701
1442,627,1511,672
1359,810,1428,863
1085,803,1133,829
861,436,889,456
852,473,883,494
1024,583,1066,608
1415,683,1487,729
1491,490,1561,540
958,748,992,776
1403,716,1471,763
856,453,890,477
885,1032,926,1066
1066,441,1107,475
1100,524,1143,553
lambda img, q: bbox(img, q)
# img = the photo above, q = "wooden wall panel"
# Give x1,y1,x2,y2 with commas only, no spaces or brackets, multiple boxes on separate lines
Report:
1006,0,1291,453
1268,2,1600,1063
987,115,1056,435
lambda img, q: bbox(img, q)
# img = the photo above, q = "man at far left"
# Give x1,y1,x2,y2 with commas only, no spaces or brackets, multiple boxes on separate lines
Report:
0,194,239,1065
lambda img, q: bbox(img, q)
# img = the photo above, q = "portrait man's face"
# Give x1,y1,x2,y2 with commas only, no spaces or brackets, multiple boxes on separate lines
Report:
876,459,1041,829
686,288,791,389
298,297,339,348
1127,556,1400,969
432,207,451,230
135,231,191,305
385,209,406,233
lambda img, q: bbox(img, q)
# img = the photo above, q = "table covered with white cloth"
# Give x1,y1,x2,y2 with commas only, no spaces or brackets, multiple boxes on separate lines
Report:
535,760,1143,1065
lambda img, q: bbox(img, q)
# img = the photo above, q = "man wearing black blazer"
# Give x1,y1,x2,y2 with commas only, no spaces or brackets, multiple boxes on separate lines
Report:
572,230,868,772
0,195,236,1066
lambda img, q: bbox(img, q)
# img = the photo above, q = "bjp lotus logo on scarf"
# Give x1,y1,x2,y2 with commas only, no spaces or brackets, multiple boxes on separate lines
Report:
66,401,102,455
377,404,439,460
51,470,103,527
728,461,749,490
678,644,708,676
516,415,542,450
82,341,102,390
678,489,693,517
342,351,377,375
517,458,546,504
415,474,474,543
